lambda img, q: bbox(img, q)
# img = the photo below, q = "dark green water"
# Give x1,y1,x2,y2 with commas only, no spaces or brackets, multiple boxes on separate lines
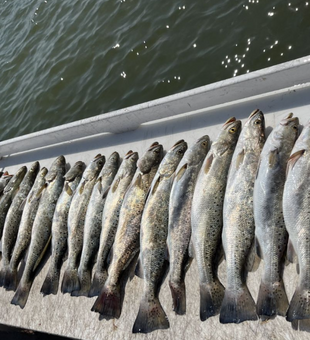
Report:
0,0,309,141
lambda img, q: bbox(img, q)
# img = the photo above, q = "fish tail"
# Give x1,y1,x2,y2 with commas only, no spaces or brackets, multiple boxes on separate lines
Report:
11,280,32,309
3,267,18,291
169,280,186,315
220,285,257,324
89,270,108,297
132,296,170,334
40,265,60,296
256,280,289,320
286,286,310,322
91,284,122,319
0,265,7,287
71,269,91,297
200,280,225,321
61,268,80,294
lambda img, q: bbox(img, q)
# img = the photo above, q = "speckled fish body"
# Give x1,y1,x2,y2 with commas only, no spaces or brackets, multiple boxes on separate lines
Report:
0,161,40,287
6,167,48,291
0,174,13,196
0,166,27,240
11,156,66,308
133,140,187,334
61,154,105,294
40,161,85,296
168,135,210,316
254,114,299,320
220,109,265,324
91,142,163,319
75,152,120,296
192,118,241,321
89,150,138,297
284,120,310,322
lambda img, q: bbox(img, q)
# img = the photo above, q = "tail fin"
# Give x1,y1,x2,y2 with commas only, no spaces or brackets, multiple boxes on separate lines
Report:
89,270,108,297
71,269,91,297
0,266,7,287
256,280,288,320
11,281,32,309
132,297,170,333
169,280,186,315
3,267,18,291
200,280,225,321
220,285,257,324
40,265,60,296
61,268,80,294
287,286,310,322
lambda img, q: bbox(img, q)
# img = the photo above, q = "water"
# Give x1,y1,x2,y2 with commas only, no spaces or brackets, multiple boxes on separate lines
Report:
0,0,309,141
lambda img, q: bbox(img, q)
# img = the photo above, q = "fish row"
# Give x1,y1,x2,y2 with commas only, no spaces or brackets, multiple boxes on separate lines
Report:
0,109,308,334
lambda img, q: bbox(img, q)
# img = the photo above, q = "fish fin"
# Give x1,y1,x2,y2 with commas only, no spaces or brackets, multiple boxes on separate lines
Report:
151,175,161,195
169,280,186,315
286,149,305,176
89,270,108,297
79,181,86,195
40,263,60,296
287,286,310,322
204,154,213,175
236,149,245,170
294,319,310,332
199,280,225,321
101,186,110,199
176,163,187,181
255,237,263,259
220,285,258,324
111,178,120,193
97,177,102,194
256,280,289,320
0,265,7,287
3,267,18,291
65,182,73,196
45,170,56,182
134,173,142,188
19,198,27,211
11,280,32,309
246,241,261,272
71,269,91,297
135,258,143,279
268,148,279,168
32,183,47,202
61,268,80,294
291,320,299,331
286,238,297,263
34,235,51,272
132,297,170,333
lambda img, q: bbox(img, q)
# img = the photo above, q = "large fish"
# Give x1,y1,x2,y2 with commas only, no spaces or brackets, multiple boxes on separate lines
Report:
168,135,210,316
284,120,310,322
0,161,40,286
133,140,187,334
89,150,138,297
75,152,120,296
5,167,48,291
61,154,105,294
0,166,27,239
254,113,299,320
220,109,265,324
40,161,85,296
11,156,66,308
91,142,163,319
191,118,241,321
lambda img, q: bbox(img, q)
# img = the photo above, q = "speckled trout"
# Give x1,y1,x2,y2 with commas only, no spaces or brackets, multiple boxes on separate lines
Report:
220,109,265,324
192,118,241,321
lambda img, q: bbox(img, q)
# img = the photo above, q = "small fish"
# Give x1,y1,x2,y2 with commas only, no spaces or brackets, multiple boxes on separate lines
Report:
254,113,299,320
0,173,13,196
284,120,310,322
89,150,138,297
40,161,85,296
0,161,40,287
0,166,27,239
91,142,163,319
11,156,66,308
133,140,187,334
168,135,210,316
61,154,105,294
191,119,241,321
5,167,48,291
74,152,120,296
220,109,265,324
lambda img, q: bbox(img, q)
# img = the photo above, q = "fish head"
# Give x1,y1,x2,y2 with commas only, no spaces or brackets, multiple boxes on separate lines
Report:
46,156,66,181
107,151,120,168
218,117,242,149
39,167,48,178
185,135,211,165
122,151,139,175
159,140,188,176
138,143,163,173
64,161,86,181
29,161,40,174
277,113,300,144
243,109,265,146
293,119,310,151
91,154,106,171
4,166,27,192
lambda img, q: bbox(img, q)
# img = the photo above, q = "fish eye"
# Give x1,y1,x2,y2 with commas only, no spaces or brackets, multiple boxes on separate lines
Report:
201,141,207,147
254,119,261,125
229,127,236,133
153,149,159,154
293,125,298,130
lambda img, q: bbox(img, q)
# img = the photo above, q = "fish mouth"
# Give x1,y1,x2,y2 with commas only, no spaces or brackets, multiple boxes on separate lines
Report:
247,109,261,122
125,151,138,159
280,113,299,126
223,117,236,127
196,135,210,144
93,153,102,160
148,142,160,151
171,139,185,149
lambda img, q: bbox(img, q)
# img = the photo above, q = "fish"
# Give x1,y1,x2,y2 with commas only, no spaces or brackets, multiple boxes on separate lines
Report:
133,140,187,334
191,118,242,321
0,161,40,287
284,120,310,322
89,150,138,297
91,142,163,319
0,166,27,240
168,135,210,316
254,113,299,320
40,161,85,296
220,109,265,324
74,152,120,296
0,172,13,196
11,156,66,308
61,154,105,294
5,167,48,291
